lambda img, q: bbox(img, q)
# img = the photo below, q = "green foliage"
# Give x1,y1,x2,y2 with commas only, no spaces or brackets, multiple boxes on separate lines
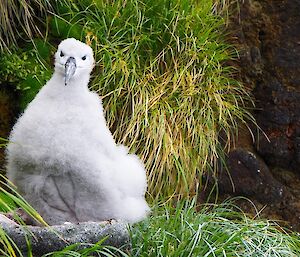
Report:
1,1,298,256
0,137,9,149
0,176,299,256
47,0,254,198
0,0,51,51
131,199,300,256
44,238,129,257
0,52,35,85
50,16,83,39
0,41,52,109
0,192,16,212
0,175,46,224
0,0,254,198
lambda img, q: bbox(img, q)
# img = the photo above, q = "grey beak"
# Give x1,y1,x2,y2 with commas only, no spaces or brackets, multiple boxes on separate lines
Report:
65,57,76,85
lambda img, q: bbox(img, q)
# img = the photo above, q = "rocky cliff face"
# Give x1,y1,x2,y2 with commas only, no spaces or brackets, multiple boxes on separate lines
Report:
216,0,300,231
239,0,300,170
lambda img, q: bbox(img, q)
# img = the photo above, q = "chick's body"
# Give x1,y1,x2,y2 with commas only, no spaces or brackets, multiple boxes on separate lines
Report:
6,39,149,225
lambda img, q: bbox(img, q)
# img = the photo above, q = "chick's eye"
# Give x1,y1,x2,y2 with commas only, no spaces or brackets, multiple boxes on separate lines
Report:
60,51,64,57
82,55,87,60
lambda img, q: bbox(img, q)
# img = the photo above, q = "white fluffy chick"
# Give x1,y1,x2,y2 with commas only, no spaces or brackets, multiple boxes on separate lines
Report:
6,38,150,225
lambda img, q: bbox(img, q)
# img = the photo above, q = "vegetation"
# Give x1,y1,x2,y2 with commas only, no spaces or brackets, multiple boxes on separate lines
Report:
0,0,51,51
43,239,129,257
131,199,300,257
82,0,253,198
1,189,300,256
0,43,51,109
1,0,253,199
0,175,47,256
1,0,298,256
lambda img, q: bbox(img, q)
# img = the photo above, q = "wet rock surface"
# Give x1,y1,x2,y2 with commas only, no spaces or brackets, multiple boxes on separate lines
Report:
215,0,300,231
0,220,130,256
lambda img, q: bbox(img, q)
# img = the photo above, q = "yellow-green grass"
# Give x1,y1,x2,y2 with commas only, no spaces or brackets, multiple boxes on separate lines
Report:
49,0,253,198
0,0,51,51
0,0,254,199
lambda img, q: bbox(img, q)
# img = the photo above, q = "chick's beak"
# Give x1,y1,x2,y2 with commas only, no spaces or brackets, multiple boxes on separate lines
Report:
65,57,77,85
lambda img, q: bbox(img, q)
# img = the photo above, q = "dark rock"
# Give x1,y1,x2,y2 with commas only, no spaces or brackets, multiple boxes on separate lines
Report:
237,0,300,172
218,148,286,204
217,0,300,231
258,133,293,168
0,220,130,256
206,148,300,231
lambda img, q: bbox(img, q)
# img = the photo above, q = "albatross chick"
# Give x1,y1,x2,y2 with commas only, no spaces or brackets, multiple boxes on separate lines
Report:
6,38,150,225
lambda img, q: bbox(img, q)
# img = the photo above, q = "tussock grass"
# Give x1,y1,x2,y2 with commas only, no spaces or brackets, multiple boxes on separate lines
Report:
0,0,51,51
52,0,253,198
0,0,254,198
0,176,46,225
0,137,8,148
131,199,300,257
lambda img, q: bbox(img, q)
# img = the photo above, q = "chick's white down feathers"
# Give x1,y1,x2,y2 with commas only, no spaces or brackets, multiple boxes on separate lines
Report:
6,38,150,224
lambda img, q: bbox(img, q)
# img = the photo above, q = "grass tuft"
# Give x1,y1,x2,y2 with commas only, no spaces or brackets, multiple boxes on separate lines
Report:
0,0,52,51
52,0,254,198
0,0,254,198
130,199,300,256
